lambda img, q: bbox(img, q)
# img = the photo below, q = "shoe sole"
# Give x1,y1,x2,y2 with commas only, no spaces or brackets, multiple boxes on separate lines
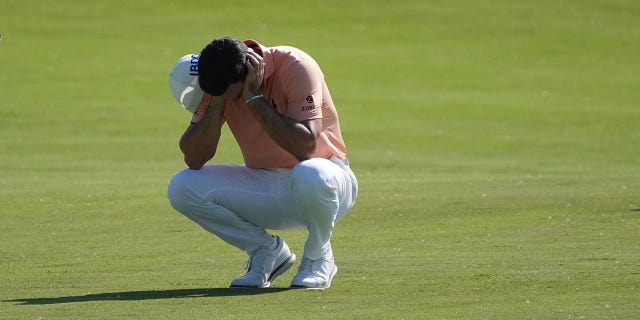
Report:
268,253,296,282
290,265,338,290
229,253,296,289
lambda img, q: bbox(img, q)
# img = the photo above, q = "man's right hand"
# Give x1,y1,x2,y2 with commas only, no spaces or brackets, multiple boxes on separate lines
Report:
191,93,212,124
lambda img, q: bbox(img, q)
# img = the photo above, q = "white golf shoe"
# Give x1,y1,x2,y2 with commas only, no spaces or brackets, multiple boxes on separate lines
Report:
290,246,337,289
230,236,296,288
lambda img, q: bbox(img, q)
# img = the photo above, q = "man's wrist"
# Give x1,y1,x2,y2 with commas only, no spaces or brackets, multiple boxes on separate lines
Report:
191,99,226,125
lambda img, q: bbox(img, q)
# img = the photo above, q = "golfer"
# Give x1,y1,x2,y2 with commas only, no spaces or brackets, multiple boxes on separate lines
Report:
167,37,358,289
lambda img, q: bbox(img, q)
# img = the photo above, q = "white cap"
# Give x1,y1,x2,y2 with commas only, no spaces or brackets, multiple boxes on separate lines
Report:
169,54,204,113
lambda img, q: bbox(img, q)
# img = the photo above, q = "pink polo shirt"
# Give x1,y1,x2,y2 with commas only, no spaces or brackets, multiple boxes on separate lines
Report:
222,40,347,169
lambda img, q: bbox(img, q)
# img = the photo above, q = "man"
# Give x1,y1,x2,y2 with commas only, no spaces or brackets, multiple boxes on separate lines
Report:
167,37,358,289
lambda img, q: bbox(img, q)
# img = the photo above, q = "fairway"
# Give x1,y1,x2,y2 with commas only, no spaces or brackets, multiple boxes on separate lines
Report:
1,0,639,319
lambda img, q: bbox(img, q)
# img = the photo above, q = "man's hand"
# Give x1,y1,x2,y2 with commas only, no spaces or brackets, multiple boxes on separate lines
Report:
242,48,264,100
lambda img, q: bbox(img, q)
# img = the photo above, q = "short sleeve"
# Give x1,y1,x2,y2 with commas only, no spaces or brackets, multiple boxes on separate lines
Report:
284,58,323,122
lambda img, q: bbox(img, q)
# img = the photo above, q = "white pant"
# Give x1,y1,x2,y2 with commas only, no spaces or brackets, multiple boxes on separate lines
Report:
167,157,358,260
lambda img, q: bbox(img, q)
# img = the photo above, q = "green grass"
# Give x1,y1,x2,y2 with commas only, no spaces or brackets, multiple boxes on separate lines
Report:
1,0,639,318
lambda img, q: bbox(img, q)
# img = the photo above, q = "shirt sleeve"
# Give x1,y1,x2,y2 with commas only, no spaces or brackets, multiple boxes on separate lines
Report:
284,57,324,122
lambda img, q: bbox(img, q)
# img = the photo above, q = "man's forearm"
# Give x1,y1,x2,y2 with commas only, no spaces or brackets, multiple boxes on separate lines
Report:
246,97,318,161
179,105,225,169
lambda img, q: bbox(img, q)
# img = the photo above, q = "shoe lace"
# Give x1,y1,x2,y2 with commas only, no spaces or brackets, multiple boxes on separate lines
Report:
299,257,314,273
243,246,270,272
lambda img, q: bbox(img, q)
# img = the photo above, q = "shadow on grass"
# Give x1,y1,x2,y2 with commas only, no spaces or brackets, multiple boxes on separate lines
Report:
5,287,294,305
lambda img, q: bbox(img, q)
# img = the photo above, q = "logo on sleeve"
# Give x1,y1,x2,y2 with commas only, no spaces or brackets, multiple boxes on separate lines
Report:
301,95,318,111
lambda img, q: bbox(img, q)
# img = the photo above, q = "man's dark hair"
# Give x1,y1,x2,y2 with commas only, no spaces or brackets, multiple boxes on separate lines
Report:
198,37,248,95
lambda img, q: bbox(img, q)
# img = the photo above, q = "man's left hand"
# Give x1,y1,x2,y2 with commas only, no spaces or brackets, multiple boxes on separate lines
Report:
243,48,264,100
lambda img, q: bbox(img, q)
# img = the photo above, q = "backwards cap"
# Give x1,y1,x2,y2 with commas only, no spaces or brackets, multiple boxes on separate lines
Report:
169,54,204,113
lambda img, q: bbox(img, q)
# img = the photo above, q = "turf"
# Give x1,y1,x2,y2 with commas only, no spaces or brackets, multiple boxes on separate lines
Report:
1,0,639,319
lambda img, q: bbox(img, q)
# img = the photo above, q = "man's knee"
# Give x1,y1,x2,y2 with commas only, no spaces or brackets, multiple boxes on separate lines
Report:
291,159,336,197
167,169,197,213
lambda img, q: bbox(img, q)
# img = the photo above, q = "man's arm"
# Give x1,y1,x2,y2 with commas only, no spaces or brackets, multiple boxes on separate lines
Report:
246,98,320,161
179,94,226,169
243,49,320,161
